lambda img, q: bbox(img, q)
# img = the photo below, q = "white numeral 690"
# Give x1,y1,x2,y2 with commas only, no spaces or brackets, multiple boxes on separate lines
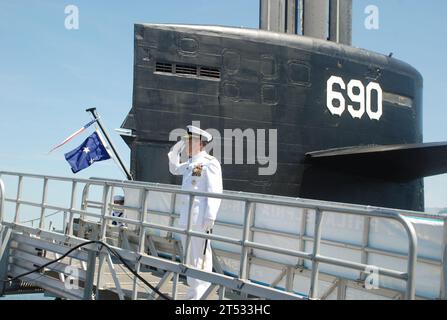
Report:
326,76,383,120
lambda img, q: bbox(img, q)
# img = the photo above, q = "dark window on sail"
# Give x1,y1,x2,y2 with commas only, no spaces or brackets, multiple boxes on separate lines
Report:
155,62,173,73
155,61,220,80
175,64,197,76
199,66,220,79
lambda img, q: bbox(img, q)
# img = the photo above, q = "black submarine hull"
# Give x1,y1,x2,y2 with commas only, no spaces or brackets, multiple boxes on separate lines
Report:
121,24,426,211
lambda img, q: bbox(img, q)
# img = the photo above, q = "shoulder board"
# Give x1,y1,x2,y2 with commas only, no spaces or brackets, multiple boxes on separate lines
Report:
204,155,214,160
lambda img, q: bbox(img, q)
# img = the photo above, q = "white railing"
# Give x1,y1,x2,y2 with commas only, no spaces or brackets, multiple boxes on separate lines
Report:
0,171,434,300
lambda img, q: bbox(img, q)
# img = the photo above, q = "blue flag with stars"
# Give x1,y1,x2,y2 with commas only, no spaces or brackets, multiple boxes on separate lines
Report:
64,131,111,173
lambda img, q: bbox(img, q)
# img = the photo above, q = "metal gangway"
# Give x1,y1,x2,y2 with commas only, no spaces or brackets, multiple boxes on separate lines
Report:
0,171,446,300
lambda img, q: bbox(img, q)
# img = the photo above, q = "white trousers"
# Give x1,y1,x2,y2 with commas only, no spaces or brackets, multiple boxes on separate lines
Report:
180,226,213,300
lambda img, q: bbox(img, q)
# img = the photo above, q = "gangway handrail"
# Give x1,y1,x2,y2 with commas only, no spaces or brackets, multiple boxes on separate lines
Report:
0,170,443,220
80,177,420,298
0,171,428,299
88,176,445,221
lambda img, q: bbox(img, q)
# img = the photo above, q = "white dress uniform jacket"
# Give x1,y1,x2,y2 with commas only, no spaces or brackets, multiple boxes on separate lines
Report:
168,145,223,228
168,142,223,299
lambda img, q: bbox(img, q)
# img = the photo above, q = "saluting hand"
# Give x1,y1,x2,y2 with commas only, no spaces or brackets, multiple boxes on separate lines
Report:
171,140,185,154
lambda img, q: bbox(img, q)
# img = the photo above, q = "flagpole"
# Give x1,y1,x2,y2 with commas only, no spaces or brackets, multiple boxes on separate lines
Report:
86,108,133,180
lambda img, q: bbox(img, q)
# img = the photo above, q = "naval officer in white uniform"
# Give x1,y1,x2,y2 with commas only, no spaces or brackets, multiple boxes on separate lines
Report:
168,125,223,300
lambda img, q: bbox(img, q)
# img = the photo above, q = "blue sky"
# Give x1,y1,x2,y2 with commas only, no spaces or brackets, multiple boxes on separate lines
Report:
0,0,446,209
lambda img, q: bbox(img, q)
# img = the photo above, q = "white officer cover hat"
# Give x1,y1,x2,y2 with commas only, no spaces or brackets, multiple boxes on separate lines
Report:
184,125,213,142
113,195,124,202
